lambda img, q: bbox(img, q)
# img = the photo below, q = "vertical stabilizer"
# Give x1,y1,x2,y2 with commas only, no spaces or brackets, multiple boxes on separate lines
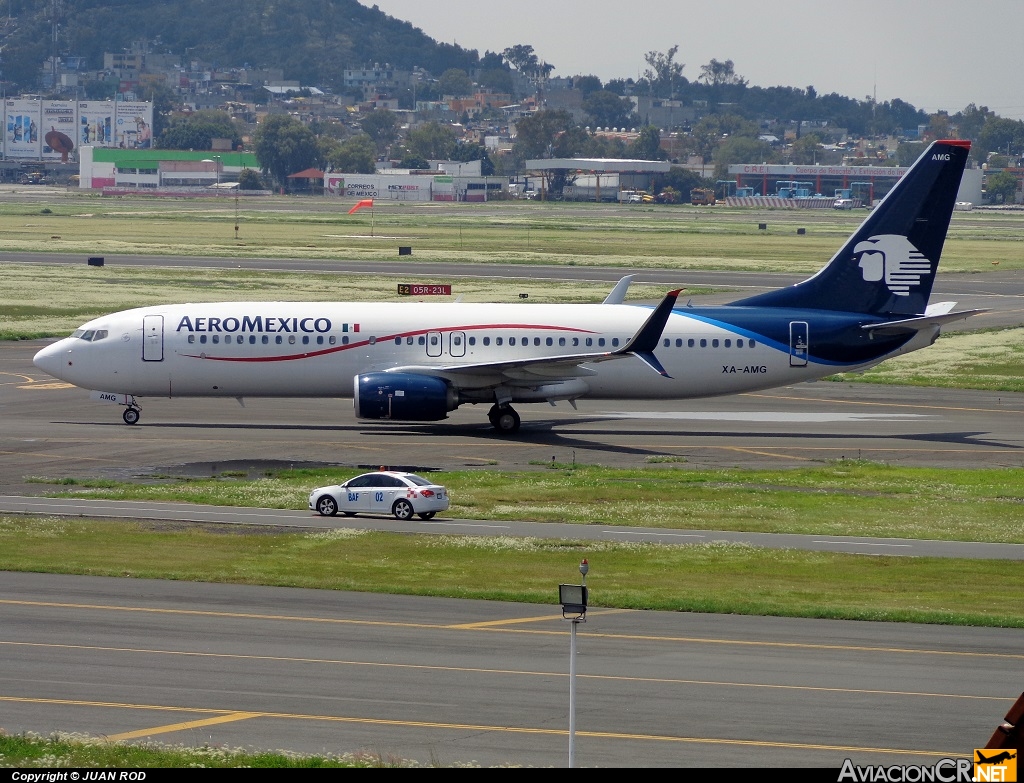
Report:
731,139,970,316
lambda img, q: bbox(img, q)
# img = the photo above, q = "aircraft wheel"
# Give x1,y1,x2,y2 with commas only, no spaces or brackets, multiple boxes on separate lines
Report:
392,499,414,520
492,405,521,434
418,512,436,520
316,496,339,516
123,407,140,425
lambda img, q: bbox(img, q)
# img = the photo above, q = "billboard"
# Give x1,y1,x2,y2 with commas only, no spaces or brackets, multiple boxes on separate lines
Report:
78,101,115,147
41,101,78,161
114,101,154,149
5,99,41,158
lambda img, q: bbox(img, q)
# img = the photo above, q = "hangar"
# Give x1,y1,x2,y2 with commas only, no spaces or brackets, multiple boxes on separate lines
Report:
524,158,671,201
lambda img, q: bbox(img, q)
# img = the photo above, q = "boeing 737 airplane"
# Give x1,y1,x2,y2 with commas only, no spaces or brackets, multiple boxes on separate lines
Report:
33,139,983,434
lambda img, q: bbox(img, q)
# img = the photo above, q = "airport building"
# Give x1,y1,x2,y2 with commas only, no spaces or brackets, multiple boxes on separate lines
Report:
78,147,258,191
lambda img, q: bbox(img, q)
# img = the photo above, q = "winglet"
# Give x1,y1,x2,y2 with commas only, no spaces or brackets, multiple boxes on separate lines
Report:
616,289,681,377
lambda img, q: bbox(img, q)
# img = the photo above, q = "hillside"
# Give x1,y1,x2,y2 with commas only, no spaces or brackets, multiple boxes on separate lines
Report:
0,0,480,92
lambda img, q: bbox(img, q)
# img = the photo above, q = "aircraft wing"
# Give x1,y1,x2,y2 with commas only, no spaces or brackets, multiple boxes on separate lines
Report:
861,309,988,336
383,288,682,386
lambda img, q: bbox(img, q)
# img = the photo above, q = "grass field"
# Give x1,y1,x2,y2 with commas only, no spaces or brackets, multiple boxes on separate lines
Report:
2,195,1023,269
0,732,396,768
9,461,1023,628
31,462,1024,544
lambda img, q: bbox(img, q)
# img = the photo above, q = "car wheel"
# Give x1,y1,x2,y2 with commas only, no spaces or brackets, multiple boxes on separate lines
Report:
392,499,414,520
316,495,338,516
417,511,436,520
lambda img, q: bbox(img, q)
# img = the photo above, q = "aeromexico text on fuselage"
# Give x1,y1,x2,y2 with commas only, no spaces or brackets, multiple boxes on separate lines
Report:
176,315,337,334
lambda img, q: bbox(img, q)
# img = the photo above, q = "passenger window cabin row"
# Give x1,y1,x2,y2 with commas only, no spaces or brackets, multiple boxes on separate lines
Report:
187,334,346,346
181,332,758,350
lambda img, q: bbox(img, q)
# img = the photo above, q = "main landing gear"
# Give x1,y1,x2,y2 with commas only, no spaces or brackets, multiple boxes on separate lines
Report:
488,403,520,434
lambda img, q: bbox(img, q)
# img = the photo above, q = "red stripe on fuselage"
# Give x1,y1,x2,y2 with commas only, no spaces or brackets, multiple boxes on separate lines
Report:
181,323,597,363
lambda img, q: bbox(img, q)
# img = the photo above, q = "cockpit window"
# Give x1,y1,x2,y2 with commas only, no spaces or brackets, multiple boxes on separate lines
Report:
72,329,108,342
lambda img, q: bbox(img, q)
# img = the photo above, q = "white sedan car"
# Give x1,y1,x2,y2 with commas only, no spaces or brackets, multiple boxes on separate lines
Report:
309,471,449,520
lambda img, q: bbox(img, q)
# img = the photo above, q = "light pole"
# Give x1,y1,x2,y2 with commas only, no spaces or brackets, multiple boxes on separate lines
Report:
559,558,589,768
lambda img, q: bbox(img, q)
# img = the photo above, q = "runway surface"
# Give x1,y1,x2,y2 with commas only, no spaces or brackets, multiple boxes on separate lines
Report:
2,571,1020,768
3,337,1023,498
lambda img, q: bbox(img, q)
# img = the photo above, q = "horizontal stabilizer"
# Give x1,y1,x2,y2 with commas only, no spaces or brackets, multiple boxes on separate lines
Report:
603,275,635,304
924,301,958,316
862,309,987,336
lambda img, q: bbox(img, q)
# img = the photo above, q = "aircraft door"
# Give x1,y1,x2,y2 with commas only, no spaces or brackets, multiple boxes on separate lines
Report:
789,321,809,367
142,315,164,362
426,331,442,357
449,331,466,357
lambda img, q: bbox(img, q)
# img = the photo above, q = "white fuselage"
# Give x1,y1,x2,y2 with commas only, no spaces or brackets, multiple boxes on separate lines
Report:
33,300,923,404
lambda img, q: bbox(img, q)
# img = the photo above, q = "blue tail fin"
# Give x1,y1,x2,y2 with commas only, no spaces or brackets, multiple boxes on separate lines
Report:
731,139,970,316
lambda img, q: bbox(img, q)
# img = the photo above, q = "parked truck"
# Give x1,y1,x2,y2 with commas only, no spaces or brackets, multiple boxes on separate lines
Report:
690,187,716,205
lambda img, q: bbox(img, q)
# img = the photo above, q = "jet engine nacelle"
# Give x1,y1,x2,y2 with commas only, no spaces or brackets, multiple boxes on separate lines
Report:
354,372,459,421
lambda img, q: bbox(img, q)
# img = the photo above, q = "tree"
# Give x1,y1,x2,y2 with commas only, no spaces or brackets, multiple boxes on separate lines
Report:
896,141,926,167
698,59,747,88
954,104,994,145
237,168,264,190
159,110,241,151
136,83,178,141
501,43,553,79
629,126,667,161
361,109,400,154
926,112,953,141
583,91,635,129
502,44,540,72
572,75,603,96
643,45,686,98
478,68,514,95
985,171,1019,204
713,135,775,179
405,121,458,161
978,117,1024,159
326,135,376,174
438,68,474,97
398,153,430,170
582,135,627,158
658,166,710,198
691,114,758,163
512,109,584,159
253,114,320,190
788,133,825,165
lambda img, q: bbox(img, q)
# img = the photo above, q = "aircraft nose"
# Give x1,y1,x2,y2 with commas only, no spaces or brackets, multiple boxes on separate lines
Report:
33,340,71,379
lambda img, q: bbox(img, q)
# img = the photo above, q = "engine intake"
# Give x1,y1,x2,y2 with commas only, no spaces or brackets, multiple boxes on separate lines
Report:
354,372,458,421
